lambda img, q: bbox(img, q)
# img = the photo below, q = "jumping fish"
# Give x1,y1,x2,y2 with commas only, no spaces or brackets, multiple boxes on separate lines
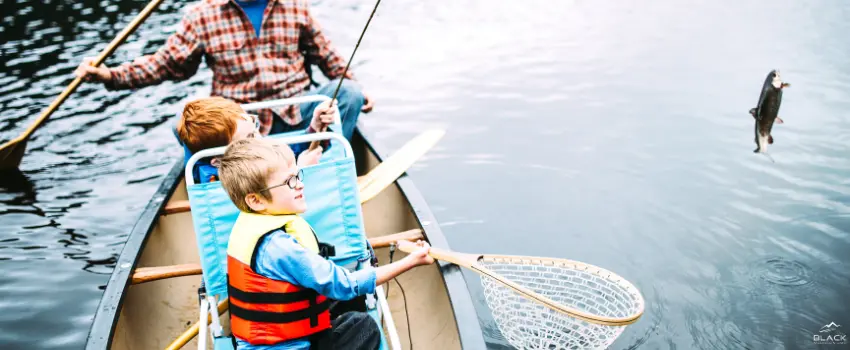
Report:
749,70,790,159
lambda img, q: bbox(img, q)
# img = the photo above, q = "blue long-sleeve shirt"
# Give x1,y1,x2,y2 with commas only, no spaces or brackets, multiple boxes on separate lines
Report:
235,229,377,350
234,0,268,37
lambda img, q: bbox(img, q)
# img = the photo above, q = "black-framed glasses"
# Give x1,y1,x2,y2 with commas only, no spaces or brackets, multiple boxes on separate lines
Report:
241,113,261,131
240,113,262,139
260,169,304,193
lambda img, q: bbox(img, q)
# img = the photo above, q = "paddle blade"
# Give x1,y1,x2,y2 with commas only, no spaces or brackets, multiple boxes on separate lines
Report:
358,129,445,203
0,138,27,170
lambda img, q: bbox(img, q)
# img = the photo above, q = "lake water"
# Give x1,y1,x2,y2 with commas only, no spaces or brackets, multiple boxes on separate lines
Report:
1,0,849,349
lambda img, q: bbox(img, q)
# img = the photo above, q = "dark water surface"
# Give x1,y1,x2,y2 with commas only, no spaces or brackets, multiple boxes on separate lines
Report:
2,0,849,349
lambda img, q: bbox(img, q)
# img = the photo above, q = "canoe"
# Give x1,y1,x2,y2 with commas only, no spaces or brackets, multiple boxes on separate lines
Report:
84,123,488,349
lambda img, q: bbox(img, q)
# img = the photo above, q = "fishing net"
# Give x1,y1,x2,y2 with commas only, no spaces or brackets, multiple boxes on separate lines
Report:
480,256,644,350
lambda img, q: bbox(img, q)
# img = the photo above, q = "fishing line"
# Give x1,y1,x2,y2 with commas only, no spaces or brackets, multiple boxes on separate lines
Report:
388,242,413,350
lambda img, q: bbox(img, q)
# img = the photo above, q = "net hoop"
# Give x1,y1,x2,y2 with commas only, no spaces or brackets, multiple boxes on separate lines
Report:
479,254,645,350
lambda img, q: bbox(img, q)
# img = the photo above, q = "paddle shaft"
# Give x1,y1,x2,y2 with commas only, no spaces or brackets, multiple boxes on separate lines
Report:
131,263,202,284
164,300,229,350
307,0,382,151
395,241,641,326
0,0,166,170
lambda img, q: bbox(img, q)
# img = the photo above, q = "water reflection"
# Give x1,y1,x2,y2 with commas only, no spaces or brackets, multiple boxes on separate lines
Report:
0,169,36,205
1,0,190,347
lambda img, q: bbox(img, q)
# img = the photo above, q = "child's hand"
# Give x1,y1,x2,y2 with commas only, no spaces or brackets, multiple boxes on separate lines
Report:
310,100,338,132
375,240,434,285
297,146,323,167
402,240,434,267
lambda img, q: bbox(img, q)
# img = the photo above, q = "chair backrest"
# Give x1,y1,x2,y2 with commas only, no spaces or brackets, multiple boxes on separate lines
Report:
186,131,368,299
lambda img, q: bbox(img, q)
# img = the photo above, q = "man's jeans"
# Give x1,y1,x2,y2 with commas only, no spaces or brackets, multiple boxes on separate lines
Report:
270,78,364,142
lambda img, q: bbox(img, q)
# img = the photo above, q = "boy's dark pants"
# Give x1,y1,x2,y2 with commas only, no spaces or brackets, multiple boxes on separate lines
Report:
308,310,381,350
329,295,367,319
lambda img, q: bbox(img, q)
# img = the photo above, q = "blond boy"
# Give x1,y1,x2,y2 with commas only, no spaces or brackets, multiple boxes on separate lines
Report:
218,138,433,349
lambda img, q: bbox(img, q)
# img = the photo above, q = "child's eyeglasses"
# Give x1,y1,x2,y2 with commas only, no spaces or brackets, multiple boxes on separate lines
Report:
240,113,261,131
260,169,304,192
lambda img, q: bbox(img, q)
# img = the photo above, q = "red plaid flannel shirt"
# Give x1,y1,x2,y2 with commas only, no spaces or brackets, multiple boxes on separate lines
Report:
106,0,354,135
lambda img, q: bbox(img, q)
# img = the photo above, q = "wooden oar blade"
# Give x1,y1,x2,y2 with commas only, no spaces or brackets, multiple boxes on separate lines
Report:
1,0,166,171
358,129,445,203
0,139,26,170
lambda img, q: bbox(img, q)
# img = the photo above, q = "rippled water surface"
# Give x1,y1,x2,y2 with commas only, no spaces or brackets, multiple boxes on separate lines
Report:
2,0,849,349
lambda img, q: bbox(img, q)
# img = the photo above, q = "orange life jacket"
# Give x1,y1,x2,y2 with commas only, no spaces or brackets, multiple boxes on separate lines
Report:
226,213,332,345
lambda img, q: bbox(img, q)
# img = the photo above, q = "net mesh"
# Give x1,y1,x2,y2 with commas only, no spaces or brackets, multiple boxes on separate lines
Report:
480,256,643,350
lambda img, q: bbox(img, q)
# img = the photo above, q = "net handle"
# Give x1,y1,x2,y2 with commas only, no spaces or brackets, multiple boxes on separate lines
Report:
396,241,643,326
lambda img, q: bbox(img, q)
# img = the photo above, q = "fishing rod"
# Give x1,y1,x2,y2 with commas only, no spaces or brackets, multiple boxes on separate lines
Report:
309,0,383,151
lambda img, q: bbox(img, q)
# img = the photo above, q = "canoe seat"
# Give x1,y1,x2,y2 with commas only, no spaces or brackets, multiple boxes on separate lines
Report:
184,97,389,349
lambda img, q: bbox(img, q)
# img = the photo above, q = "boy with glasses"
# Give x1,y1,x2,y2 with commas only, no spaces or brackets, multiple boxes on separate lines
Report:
218,138,433,349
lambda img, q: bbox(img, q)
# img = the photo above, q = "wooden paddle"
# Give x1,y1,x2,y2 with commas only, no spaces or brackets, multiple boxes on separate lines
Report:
0,0,167,171
357,129,445,203
164,300,229,350
131,263,203,284
306,0,383,152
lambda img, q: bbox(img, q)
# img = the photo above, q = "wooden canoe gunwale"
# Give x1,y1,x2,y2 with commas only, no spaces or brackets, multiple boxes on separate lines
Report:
84,125,488,349
356,130,488,348
85,158,184,349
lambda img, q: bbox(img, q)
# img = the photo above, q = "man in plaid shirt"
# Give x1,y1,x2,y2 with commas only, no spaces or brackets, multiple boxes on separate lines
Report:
75,0,373,142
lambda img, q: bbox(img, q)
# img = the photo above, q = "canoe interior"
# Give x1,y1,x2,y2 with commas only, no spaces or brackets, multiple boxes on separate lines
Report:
109,132,461,350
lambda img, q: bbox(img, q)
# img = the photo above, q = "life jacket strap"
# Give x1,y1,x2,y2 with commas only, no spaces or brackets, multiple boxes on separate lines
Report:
229,297,330,324
228,284,319,304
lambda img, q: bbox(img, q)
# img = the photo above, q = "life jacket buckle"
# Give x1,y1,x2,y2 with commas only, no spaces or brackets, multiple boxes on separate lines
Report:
365,292,377,310
318,242,336,258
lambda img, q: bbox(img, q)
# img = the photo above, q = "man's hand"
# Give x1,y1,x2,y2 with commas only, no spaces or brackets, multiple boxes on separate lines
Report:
297,146,323,167
74,57,112,83
402,240,434,267
361,92,374,113
311,99,338,132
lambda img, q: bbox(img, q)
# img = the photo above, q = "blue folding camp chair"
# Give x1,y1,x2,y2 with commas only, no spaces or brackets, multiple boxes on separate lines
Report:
182,96,399,350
